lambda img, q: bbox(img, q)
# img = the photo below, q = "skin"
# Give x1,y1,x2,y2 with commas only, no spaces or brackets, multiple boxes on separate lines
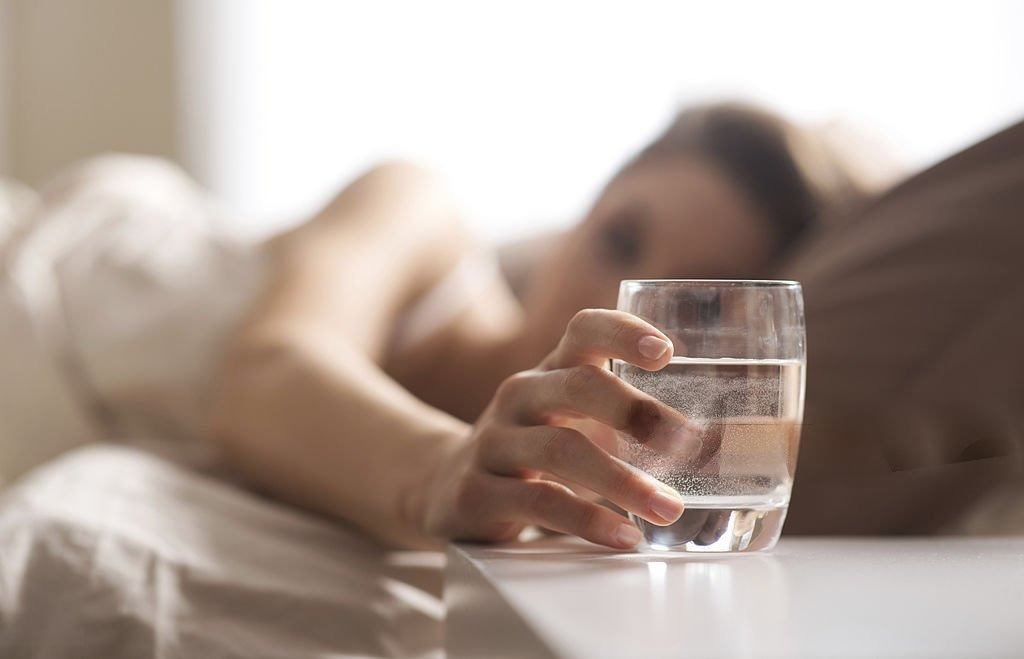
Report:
209,156,780,551
518,157,778,360
388,158,777,419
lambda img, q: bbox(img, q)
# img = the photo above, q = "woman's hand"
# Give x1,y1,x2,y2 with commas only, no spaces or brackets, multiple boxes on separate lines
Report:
418,309,702,549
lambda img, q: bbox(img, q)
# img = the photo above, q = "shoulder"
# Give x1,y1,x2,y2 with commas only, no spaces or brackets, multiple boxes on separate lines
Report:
269,161,474,280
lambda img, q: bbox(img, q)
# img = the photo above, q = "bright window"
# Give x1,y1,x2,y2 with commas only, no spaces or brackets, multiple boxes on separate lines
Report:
177,0,1024,243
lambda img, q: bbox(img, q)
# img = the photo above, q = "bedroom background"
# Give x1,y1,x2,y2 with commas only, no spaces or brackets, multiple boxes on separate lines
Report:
0,0,1022,244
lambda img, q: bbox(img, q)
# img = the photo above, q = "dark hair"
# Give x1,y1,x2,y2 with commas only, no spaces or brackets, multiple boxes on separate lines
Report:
627,102,873,251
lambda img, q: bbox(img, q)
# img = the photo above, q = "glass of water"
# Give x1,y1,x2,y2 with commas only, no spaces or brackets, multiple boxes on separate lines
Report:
614,280,805,553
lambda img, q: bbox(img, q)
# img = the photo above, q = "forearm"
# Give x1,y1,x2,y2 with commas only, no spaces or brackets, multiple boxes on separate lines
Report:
210,325,468,548
208,162,474,548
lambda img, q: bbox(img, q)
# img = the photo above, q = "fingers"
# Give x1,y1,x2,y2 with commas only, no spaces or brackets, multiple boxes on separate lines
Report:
478,426,685,526
473,473,645,550
542,308,676,371
694,511,731,546
451,307,700,550
692,422,724,471
667,509,710,545
496,365,702,456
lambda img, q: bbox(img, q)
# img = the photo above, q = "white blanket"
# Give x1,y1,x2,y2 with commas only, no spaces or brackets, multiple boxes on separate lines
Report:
0,159,447,656
0,445,444,658
0,155,267,486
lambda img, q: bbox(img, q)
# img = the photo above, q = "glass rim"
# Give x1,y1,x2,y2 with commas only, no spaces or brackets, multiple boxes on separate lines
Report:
620,278,801,288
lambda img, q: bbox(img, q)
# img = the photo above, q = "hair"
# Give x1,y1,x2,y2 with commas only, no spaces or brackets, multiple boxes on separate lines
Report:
626,102,881,252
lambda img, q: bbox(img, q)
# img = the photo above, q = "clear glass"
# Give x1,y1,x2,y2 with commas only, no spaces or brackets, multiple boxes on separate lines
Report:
614,280,805,553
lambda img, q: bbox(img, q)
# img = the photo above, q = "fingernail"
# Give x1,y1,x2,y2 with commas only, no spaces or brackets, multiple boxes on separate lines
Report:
653,479,683,499
641,471,681,498
637,336,671,360
650,490,685,523
615,523,644,548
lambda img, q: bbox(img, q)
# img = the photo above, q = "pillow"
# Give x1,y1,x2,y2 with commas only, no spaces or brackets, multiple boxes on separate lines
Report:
0,156,266,488
778,120,1024,534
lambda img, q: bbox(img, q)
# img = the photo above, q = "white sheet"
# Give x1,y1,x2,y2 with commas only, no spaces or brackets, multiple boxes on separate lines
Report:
0,445,444,658
0,155,506,657
0,155,267,486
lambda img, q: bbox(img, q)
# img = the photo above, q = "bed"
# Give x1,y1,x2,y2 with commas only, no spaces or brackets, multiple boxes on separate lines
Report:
0,445,444,658
1,118,1023,657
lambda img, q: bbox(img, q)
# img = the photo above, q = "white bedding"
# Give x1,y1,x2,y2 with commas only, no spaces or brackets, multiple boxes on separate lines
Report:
0,156,497,657
0,445,444,658
0,155,267,487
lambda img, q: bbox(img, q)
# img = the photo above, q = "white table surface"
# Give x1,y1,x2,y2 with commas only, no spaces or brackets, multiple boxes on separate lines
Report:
446,536,1024,659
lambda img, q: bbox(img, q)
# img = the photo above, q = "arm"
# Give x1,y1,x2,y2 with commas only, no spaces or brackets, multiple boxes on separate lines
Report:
209,163,473,548
495,230,563,301
210,163,698,550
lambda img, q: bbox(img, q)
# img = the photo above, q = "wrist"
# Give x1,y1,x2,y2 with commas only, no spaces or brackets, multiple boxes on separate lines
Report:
395,421,468,548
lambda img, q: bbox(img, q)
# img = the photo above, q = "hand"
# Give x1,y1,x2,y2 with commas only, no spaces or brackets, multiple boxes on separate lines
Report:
418,309,702,549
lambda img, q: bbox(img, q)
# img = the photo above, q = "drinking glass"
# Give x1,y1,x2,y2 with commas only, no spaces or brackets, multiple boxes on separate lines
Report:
614,280,805,553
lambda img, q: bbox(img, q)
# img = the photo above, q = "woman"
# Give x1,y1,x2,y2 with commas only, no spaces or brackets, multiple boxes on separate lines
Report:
209,102,875,550
0,103,874,550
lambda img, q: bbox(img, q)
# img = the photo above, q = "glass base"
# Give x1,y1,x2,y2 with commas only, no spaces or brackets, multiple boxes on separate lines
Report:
632,504,788,553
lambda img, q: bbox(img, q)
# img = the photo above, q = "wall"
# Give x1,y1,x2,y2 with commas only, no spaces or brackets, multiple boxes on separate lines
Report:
0,0,11,172
2,0,177,184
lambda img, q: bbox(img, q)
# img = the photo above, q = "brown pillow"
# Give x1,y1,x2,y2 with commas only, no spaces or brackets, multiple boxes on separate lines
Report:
777,120,1024,534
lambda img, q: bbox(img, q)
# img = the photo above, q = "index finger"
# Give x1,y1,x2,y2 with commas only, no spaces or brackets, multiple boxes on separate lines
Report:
541,309,678,371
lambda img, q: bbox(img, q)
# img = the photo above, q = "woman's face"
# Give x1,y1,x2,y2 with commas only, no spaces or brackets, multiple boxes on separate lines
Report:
521,156,779,353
